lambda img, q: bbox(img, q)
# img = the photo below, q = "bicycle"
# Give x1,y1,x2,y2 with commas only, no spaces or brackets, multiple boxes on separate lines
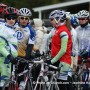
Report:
72,58,90,90
33,55,62,90
2,64,19,90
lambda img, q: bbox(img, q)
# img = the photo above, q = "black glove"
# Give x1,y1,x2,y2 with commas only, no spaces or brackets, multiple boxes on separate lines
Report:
79,50,88,59
45,60,52,65
7,54,17,64
35,50,41,57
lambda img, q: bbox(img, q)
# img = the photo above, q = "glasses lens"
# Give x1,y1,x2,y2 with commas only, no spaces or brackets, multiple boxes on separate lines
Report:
20,17,24,20
20,17,29,20
25,18,29,20
78,18,86,20
7,16,16,20
50,18,54,21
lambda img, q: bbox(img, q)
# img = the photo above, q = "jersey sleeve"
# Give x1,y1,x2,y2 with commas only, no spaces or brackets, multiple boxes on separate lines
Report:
0,37,9,57
28,26,35,44
51,31,69,64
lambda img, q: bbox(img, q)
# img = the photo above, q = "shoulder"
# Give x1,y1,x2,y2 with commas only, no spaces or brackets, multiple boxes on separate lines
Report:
0,24,6,30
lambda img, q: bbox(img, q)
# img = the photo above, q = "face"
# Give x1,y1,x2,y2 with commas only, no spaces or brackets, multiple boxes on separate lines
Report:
6,16,16,26
19,16,29,26
78,18,88,25
50,18,57,27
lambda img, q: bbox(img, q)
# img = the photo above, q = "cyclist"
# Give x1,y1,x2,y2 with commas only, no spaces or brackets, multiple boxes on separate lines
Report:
76,10,90,90
70,15,79,29
0,7,18,87
33,18,47,54
46,10,72,90
14,8,35,59
70,15,79,71
14,8,35,90
0,3,7,23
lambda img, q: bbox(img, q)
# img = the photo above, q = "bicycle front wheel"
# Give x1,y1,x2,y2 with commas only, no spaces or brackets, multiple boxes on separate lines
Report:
25,79,34,90
34,76,47,90
8,81,19,90
2,79,9,90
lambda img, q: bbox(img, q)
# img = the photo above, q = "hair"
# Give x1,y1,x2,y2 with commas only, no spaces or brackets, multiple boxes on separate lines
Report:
65,18,71,31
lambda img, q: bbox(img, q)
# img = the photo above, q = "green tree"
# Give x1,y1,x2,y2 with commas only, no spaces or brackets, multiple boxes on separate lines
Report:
0,0,62,8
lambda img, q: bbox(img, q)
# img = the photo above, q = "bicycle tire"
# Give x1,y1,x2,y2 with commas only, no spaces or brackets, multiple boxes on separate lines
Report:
2,79,9,90
8,81,19,90
25,79,34,90
48,76,60,90
72,73,82,90
39,77,47,90
34,76,47,90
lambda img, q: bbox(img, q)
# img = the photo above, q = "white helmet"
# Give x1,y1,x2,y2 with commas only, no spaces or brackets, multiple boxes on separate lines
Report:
49,10,66,21
77,10,89,18
19,8,32,16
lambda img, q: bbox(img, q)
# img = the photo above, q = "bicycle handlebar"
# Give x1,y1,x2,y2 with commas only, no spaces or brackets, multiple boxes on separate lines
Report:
17,57,44,64
17,57,62,71
78,58,90,63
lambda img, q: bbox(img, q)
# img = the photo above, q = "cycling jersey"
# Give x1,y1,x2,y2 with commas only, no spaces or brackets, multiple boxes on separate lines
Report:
0,23,18,58
14,23,35,57
0,18,5,24
0,23,18,81
51,25,72,65
76,24,90,56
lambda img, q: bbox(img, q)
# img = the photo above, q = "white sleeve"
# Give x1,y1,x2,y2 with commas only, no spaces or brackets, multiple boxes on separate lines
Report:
28,37,35,44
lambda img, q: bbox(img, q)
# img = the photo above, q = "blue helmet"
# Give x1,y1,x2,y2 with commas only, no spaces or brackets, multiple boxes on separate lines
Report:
70,16,79,27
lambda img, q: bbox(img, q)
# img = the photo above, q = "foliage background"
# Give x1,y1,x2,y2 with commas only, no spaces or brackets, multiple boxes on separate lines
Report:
0,0,71,8
0,0,75,18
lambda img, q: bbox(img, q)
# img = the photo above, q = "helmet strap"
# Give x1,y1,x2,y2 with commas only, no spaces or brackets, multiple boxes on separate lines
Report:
80,21,89,28
54,18,60,24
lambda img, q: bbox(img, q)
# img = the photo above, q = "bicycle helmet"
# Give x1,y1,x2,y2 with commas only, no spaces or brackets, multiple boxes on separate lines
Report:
66,12,71,19
49,10,66,22
77,10,89,18
3,7,18,19
70,16,79,27
19,8,32,17
0,3,7,13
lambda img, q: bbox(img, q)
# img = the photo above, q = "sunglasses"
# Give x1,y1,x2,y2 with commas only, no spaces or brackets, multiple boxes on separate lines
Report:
20,17,29,20
78,18,87,20
50,18,54,21
6,17,16,20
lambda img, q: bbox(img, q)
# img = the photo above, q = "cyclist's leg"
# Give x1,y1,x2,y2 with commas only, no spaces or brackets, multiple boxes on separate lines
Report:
67,76,74,90
82,70,89,90
57,62,73,90
31,64,41,81
57,79,67,90
0,61,11,87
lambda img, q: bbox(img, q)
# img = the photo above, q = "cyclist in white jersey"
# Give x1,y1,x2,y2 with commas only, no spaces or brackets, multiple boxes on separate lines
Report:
14,8,35,89
76,10,90,60
14,8,35,59
0,7,18,87
76,10,90,90
70,15,79,70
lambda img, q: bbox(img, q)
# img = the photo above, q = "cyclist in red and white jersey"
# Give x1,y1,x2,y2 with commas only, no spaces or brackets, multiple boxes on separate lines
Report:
46,10,72,90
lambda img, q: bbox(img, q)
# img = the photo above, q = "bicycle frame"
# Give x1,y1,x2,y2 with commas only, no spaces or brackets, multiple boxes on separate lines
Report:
2,65,19,90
